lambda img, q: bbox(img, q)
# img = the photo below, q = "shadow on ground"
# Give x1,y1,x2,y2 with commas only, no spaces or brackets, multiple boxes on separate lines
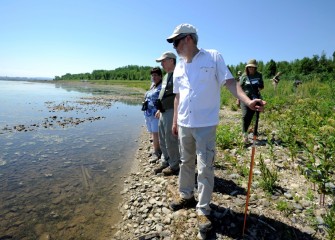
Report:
207,177,317,240
205,205,317,240
214,177,246,195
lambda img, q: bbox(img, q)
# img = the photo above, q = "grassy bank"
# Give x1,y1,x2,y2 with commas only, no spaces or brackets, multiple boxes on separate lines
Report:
86,79,150,91
218,77,335,239
53,79,151,91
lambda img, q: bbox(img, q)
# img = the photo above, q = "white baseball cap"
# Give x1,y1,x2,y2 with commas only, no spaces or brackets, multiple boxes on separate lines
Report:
166,23,197,43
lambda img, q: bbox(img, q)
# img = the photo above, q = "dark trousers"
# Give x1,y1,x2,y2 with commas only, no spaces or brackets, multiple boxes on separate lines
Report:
240,102,255,134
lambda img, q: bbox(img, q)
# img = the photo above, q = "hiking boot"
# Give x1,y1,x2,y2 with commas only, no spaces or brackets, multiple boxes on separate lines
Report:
162,167,179,176
169,196,197,211
149,152,161,163
197,215,212,232
149,158,158,164
154,165,167,174
243,133,249,144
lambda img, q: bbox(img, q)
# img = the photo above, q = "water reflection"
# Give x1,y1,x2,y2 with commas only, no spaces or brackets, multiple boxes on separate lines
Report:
0,80,144,239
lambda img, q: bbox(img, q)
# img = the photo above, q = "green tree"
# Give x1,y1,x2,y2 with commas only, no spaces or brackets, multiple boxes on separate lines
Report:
277,61,291,75
264,59,277,78
54,50,335,82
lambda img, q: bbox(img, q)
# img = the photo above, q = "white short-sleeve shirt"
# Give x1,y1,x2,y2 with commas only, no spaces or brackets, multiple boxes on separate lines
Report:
173,48,233,127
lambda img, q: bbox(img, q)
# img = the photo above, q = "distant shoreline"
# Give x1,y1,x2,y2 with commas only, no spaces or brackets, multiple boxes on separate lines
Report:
0,77,53,81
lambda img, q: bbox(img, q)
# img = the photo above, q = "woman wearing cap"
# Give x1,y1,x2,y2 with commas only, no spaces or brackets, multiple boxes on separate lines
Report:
143,67,163,162
239,59,264,143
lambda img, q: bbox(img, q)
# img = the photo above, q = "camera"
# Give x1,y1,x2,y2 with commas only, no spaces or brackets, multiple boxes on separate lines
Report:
141,100,148,111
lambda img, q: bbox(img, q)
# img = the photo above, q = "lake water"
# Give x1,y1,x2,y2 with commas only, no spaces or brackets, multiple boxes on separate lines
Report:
0,80,145,239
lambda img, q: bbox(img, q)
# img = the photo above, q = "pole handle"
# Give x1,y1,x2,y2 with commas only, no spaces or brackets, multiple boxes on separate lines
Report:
253,111,260,136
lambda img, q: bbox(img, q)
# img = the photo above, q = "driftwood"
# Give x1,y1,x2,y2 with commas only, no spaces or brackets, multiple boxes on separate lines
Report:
138,232,159,240
81,165,92,189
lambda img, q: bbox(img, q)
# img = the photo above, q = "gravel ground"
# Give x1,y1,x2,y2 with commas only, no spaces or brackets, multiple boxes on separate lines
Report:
112,107,333,240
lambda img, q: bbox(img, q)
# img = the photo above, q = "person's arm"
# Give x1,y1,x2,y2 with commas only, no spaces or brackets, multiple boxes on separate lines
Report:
172,93,179,136
225,78,266,111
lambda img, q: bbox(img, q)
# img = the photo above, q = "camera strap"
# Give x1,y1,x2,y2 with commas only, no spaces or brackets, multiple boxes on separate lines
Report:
158,72,173,100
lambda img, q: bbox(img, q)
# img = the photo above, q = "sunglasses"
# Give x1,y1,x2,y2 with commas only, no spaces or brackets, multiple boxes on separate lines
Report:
173,35,189,48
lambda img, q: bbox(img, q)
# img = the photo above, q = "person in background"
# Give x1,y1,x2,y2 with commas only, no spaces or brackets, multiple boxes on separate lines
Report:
239,59,264,143
293,79,302,91
235,70,242,106
236,70,242,81
166,23,266,233
153,51,180,176
272,71,281,90
143,67,163,163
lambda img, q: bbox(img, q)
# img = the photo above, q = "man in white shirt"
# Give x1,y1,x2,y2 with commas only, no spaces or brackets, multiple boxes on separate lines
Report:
166,23,266,233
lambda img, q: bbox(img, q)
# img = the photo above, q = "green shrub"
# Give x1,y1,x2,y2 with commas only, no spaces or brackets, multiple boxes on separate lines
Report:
216,124,241,150
276,200,293,217
259,155,278,194
324,204,335,240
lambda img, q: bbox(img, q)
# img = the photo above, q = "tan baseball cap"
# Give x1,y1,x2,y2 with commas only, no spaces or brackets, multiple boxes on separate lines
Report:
155,51,177,62
167,23,197,43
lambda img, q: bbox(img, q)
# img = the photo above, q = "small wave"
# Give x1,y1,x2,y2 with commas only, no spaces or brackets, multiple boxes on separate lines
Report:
0,159,6,166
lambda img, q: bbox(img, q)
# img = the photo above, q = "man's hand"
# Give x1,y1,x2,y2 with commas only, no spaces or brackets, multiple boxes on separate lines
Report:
172,123,178,136
248,99,266,112
155,110,160,119
172,94,180,136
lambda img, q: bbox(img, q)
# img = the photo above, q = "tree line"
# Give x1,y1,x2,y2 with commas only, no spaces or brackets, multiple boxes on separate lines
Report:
54,51,335,82
54,65,153,81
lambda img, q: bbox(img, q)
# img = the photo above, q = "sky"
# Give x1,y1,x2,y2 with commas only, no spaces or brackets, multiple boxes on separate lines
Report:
1,0,334,78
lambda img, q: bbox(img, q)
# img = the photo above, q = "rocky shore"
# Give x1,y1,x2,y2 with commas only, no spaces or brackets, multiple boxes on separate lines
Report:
112,108,332,240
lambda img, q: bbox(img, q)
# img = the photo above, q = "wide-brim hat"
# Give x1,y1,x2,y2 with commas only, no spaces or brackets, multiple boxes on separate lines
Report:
166,23,197,43
246,59,258,68
155,51,176,62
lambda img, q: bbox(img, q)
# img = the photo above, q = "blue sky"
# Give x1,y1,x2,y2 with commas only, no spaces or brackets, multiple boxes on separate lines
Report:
1,0,334,78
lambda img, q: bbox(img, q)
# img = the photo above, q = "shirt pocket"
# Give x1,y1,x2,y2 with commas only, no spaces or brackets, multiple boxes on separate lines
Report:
199,65,215,83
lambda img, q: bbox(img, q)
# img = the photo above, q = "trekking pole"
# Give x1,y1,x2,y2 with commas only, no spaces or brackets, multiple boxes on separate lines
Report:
242,110,260,236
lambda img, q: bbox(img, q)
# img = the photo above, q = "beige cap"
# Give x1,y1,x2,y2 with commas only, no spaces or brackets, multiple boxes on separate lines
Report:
156,51,176,62
246,59,258,68
167,23,197,43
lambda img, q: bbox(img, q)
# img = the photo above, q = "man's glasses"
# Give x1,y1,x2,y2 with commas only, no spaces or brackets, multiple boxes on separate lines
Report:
173,35,188,48
161,58,171,63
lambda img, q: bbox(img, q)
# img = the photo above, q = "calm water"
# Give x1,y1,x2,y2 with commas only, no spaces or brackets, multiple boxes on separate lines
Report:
0,80,144,239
